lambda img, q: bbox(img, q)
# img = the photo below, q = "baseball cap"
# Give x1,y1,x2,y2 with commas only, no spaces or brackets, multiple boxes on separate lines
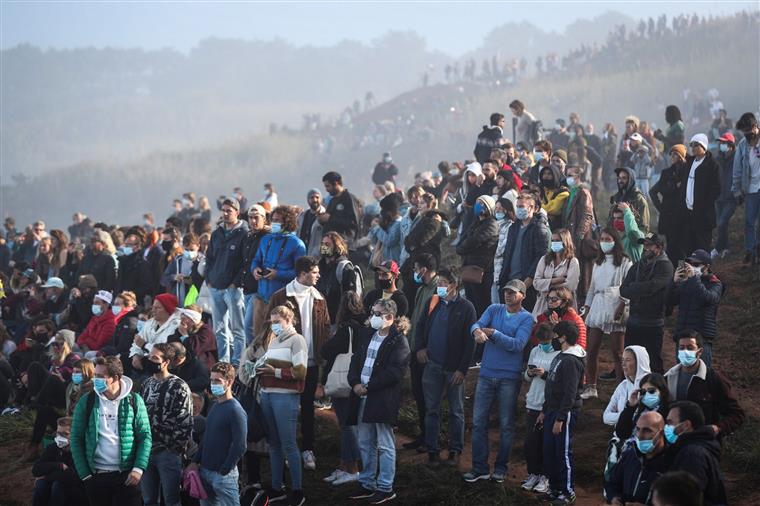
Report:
94,290,113,305
637,232,664,247
717,132,736,144
373,260,400,276
687,249,712,266
41,277,64,289
503,279,526,295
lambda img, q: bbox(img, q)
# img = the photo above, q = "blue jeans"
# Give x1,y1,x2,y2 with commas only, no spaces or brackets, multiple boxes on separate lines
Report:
332,396,361,463
260,391,302,490
471,375,520,475
209,286,245,366
357,398,396,492
714,200,737,252
243,292,256,346
744,191,760,253
199,467,240,506
422,361,464,454
141,449,183,506
33,479,67,506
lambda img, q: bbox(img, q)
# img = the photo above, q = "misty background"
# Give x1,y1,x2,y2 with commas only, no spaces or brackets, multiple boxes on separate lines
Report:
1,2,758,229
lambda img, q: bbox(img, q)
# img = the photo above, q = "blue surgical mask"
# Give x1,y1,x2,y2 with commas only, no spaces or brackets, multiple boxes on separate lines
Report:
600,241,615,254
533,151,544,162
111,305,122,316
642,392,660,409
270,222,283,234
515,207,529,220
436,287,449,298
210,383,226,397
93,377,108,393
137,320,146,333
71,373,83,385
635,436,657,454
719,143,729,153
270,323,283,336
91,304,103,316
664,424,679,444
413,272,423,284
474,203,484,216
539,343,554,353
495,212,506,221
550,241,564,253
183,250,197,260
566,176,576,187
119,246,133,256
677,349,698,367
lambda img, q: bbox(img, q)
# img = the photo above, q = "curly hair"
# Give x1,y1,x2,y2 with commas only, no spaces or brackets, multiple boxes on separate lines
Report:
271,205,298,233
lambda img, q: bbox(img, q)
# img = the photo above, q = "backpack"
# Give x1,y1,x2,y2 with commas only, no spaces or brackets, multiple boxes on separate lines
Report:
336,259,364,297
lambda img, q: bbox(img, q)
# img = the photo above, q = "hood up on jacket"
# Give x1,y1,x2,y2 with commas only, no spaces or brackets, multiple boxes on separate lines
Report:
462,163,485,197
539,163,567,189
625,344,651,385
616,166,638,194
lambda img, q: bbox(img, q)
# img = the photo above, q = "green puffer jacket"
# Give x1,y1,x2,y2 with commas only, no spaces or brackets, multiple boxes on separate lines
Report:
70,379,152,479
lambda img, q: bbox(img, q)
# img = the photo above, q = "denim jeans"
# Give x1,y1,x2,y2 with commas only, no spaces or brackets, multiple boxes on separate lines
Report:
744,191,760,253
141,449,183,506
422,361,464,454
33,479,68,506
714,200,737,252
243,292,256,346
471,375,520,475
332,397,361,463
357,398,396,493
209,286,245,366
199,467,240,506
260,391,302,490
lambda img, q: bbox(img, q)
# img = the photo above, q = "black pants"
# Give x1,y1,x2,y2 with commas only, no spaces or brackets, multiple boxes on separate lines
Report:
523,286,538,313
624,323,664,374
401,270,420,317
299,365,318,451
524,409,545,476
84,471,142,506
0,358,13,409
464,270,494,318
684,215,713,255
409,358,426,439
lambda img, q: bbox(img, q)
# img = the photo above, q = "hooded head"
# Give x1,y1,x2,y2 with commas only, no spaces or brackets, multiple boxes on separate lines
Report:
463,162,484,195
623,345,651,385
615,167,637,193
540,164,566,190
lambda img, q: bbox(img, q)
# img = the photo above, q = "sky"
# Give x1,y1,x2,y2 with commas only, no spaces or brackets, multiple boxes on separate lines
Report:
1,1,756,57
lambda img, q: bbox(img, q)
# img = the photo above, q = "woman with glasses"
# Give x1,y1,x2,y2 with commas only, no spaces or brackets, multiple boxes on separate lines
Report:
613,372,670,443
529,286,586,350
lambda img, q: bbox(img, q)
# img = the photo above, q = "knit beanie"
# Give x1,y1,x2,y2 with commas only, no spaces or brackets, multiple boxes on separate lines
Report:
670,144,687,160
155,293,178,315
476,195,496,217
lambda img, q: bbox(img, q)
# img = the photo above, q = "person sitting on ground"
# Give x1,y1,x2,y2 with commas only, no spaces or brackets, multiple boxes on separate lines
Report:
75,290,116,353
32,416,87,506
65,358,94,416
129,293,180,377
167,341,210,394
168,305,218,371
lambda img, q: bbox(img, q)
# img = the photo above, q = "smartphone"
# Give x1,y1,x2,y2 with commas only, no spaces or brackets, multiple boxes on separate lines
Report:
528,364,537,370
677,260,686,271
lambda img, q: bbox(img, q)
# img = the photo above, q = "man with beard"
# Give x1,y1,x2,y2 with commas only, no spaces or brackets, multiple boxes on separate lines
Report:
610,167,650,233
297,189,326,257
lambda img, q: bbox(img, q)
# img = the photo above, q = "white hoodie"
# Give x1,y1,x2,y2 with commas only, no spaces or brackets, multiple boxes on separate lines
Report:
129,313,180,357
603,345,651,426
93,376,133,471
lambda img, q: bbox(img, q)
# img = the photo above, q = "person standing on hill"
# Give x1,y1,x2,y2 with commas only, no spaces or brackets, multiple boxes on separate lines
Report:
474,113,507,164
372,152,399,186
731,112,760,264
712,133,737,259
681,134,720,254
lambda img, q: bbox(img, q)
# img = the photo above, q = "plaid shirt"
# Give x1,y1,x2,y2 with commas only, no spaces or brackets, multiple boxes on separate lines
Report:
360,331,387,386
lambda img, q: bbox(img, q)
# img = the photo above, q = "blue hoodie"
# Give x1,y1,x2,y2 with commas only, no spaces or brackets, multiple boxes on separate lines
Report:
251,232,306,303
471,304,534,380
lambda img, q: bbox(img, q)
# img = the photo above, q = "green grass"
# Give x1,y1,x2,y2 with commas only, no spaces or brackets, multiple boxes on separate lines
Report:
0,410,33,445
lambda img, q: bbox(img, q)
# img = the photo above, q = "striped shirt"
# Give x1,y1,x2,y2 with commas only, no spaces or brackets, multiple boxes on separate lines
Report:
360,331,387,386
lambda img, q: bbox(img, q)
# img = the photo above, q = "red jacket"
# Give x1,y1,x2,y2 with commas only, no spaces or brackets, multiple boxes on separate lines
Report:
76,311,116,351
529,307,587,349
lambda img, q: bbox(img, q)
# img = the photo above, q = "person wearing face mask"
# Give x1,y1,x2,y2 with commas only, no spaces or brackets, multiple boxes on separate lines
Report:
614,373,671,443
527,140,554,186
456,195,499,317
363,260,408,318
41,276,69,320
414,268,476,468
492,198,515,304
139,343,193,506
539,155,570,231
252,305,308,505
668,250,723,367
610,167,650,234
581,228,632,399
32,416,87,506
76,290,116,353
664,330,744,440
160,233,205,307
70,356,151,506
535,321,586,505
604,411,668,506
620,233,674,373
115,233,152,304
663,401,727,506
65,358,94,416
531,229,580,318
712,133,737,259
111,291,140,373
521,323,561,494
129,293,181,376
681,133,721,254
731,112,760,264
345,300,410,504
168,305,218,371
76,230,117,293
297,189,325,256
650,144,689,266
372,151,399,186
531,286,586,349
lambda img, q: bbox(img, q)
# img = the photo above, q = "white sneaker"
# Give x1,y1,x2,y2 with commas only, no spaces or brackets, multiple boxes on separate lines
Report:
332,471,359,486
710,248,720,259
521,474,540,490
721,249,729,258
533,475,550,493
580,385,598,400
323,469,342,483
302,450,316,471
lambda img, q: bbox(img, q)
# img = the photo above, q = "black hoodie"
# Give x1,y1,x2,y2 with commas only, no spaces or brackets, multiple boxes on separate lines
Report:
542,344,587,420
666,426,727,506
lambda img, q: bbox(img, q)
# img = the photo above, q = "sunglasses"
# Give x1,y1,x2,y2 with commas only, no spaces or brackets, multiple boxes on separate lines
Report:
547,296,561,302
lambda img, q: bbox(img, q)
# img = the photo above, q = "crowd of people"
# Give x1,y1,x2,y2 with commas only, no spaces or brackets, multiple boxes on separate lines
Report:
0,97,757,506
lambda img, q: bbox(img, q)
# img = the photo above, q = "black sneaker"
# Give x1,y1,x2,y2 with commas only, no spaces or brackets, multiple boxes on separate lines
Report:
401,438,423,450
290,489,306,506
445,451,460,467
427,452,440,468
367,490,397,504
598,370,617,382
347,484,375,500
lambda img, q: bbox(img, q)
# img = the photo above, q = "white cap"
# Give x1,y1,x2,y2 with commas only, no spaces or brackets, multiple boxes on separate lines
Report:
41,277,64,289
94,290,113,305
690,133,709,151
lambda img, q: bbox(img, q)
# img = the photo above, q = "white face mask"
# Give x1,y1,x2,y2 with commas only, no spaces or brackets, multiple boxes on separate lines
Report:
370,315,387,330
54,435,69,448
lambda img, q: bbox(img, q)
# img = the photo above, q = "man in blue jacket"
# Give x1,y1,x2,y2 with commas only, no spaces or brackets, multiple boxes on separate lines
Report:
205,198,249,367
414,267,477,467
731,112,760,264
463,279,534,484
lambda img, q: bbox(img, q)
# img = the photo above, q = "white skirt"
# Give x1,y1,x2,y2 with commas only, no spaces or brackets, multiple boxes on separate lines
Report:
586,288,627,334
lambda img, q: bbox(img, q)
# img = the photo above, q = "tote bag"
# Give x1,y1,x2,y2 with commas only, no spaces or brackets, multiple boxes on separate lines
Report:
324,327,353,398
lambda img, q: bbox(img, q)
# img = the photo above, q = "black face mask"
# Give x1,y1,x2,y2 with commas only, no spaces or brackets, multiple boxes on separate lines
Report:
542,179,555,188
143,360,162,375
34,332,49,343
161,240,174,253
377,278,392,290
